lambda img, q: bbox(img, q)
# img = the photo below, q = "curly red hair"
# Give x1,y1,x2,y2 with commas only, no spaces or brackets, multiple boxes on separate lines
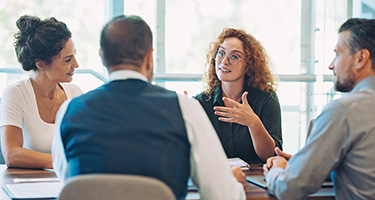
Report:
204,28,277,95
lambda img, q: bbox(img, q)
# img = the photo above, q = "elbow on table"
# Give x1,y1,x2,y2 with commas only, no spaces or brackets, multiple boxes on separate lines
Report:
3,151,22,168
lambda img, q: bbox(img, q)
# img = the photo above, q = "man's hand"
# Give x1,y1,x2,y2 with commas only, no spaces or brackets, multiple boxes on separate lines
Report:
263,156,288,175
275,147,292,160
231,167,246,188
263,147,291,175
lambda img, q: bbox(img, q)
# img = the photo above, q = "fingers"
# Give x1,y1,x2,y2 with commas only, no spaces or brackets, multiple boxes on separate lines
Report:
264,156,277,176
271,157,288,169
214,107,235,123
275,147,292,160
241,92,249,105
267,156,275,169
214,106,236,122
264,155,288,175
222,97,240,107
263,163,269,175
213,106,233,112
231,167,246,188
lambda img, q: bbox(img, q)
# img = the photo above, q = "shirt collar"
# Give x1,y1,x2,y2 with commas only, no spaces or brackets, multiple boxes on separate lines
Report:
109,70,148,82
351,75,375,93
212,86,223,106
212,84,251,105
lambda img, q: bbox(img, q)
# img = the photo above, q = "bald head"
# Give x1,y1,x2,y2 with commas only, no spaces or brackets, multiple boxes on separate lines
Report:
100,15,152,69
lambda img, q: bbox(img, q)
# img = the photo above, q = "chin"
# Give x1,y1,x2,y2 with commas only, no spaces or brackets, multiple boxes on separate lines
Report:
61,77,73,83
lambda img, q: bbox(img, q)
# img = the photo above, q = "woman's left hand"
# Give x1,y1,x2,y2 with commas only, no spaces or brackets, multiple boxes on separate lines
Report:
214,91,258,127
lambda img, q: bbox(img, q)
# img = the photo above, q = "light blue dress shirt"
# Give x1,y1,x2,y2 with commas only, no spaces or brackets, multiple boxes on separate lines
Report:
266,75,375,200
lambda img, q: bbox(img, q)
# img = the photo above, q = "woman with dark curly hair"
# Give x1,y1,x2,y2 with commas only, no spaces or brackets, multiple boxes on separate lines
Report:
0,15,82,168
194,28,282,163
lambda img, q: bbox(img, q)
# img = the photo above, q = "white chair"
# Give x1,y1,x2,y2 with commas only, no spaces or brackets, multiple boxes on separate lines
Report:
58,174,176,200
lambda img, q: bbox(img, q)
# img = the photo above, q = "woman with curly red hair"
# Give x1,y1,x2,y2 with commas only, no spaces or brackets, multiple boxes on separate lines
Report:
194,28,282,163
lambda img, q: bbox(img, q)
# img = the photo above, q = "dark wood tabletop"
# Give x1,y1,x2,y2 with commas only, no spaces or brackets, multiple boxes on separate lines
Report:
242,164,334,200
0,164,334,200
186,163,335,200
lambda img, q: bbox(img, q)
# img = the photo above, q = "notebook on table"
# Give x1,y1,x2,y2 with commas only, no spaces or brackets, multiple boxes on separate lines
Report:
228,157,250,170
188,158,251,191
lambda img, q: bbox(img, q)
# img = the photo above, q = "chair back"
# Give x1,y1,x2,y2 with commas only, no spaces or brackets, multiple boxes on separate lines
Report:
58,174,175,200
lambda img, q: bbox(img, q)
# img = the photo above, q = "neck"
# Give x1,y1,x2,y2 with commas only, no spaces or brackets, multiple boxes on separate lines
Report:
30,74,59,99
108,63,151,81
221,81,244,102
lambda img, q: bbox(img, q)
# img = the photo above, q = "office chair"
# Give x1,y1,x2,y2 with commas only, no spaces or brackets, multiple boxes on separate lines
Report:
58,174,176,200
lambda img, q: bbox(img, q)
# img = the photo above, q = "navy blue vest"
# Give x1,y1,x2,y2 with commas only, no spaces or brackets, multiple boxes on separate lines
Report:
60,79,190,199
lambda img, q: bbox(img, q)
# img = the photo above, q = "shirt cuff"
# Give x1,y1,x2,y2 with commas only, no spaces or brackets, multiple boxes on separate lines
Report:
265,167,284,192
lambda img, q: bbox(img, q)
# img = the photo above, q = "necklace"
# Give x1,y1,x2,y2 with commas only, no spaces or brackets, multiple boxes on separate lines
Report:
37,91,58,113
42,97,56,113
30,79,61,114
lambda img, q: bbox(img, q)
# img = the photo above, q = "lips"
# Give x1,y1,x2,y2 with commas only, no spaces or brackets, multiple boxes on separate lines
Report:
220,67,231,72
67,71,75,76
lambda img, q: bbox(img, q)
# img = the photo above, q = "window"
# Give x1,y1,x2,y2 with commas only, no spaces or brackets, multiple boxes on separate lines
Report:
0,0,106,93
1,0,374,154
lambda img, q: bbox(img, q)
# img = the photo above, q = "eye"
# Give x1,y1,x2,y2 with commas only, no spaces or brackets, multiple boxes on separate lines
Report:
218,50,225,57
65,58,72,63
230,54,240,60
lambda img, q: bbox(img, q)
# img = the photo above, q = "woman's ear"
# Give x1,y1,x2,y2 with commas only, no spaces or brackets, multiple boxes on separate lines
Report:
35,59,47,70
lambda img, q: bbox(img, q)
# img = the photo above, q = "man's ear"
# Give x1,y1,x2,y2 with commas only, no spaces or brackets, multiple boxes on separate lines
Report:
99,49,105,66
145,48,154,71
354,49,370,70
35,59,47,70
144,48,154,81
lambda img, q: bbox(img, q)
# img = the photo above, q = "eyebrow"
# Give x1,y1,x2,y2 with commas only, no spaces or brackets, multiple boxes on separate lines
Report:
62,50,77,59
62,55,74,59
218,46,244,55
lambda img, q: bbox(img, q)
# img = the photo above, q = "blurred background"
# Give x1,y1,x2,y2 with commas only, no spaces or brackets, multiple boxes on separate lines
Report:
1,0,374,154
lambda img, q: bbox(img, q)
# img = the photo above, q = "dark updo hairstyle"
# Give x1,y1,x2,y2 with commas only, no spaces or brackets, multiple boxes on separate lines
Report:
14,15,72,71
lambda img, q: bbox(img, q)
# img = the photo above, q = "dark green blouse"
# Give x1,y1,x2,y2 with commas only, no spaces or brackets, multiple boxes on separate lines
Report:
194,86,283,164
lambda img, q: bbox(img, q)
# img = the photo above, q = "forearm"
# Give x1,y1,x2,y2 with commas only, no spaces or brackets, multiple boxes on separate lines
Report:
5,147,53,169
248,117,276,161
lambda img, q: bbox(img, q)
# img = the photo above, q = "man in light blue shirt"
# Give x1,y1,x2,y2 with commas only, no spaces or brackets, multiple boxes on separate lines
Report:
263,18,375,199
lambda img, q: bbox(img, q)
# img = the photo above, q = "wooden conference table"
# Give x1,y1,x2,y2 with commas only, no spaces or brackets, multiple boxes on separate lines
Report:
0,164,335,200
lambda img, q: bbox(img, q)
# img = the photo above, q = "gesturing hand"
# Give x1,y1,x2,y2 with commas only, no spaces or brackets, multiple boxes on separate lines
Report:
214,91,258,127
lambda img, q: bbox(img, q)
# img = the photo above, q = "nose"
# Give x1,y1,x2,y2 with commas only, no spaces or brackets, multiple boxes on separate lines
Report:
328,58,334,70
223,55,230,65
72,56,79,69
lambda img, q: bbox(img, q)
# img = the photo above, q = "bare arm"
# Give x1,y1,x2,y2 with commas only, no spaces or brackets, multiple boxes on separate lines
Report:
1,126,52,169
214,92,275,161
